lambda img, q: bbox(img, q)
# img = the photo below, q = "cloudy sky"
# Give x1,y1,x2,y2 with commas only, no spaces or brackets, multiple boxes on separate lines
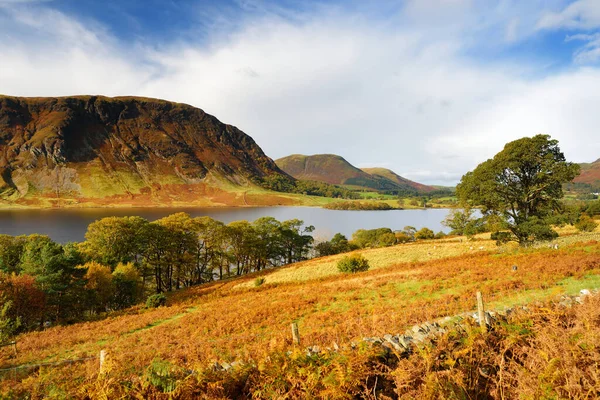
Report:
1,0,599,185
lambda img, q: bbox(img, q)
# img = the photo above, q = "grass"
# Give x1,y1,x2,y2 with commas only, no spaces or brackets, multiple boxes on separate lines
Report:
2,232,599,397
236,238,495,287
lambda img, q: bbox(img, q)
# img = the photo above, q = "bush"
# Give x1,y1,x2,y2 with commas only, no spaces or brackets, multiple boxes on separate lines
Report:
145,294,167,308
254,277,265,287
337,254,370,273
414,227,435,240
575,215,598,232
394,232,413,244
434,231,447,239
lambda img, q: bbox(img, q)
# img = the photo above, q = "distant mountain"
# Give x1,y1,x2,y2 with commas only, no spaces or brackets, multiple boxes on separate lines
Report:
573,159,600,191
361,167,436,193
0,95,291,207
275,154,435,193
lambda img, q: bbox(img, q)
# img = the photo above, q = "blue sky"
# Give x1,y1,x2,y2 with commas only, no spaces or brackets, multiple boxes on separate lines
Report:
1,0,600,184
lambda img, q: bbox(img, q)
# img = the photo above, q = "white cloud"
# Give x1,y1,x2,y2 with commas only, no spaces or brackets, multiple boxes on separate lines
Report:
537,0,600,30
0,1,599,186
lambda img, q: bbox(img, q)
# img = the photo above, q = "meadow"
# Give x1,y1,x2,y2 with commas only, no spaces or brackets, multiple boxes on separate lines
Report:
1,226,600,398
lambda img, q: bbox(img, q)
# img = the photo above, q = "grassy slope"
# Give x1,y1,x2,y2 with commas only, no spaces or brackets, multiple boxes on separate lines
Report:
361,167,435,193
2,227,600,396
275,154,375,186
575,159,600,187
275,154,435,194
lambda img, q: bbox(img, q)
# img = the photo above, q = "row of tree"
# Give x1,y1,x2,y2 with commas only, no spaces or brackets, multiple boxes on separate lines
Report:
0,214,315,336
314,226,446,257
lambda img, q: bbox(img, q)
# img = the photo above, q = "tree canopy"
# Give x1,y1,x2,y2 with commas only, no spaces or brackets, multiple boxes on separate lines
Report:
456,135,580,244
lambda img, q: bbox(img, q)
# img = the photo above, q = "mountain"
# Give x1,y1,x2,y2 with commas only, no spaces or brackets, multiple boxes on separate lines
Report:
0,95,291,207
275,154,435,193
573,159,600,191
360,167,436,193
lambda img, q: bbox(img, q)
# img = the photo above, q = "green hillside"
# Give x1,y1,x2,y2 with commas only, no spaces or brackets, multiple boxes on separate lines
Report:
275,154,435,193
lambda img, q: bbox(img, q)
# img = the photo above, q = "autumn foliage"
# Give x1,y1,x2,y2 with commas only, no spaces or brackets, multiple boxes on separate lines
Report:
0,239,598,398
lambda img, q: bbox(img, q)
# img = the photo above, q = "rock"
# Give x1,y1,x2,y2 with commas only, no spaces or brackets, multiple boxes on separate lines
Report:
412,331,427,343
363,337,382,345
305,345,321,356
411,325,424,334
580,289,591,296
398,335,412,349
382,335,405,352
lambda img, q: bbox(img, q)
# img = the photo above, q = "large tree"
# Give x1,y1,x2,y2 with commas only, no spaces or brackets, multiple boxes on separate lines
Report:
456,135,580,245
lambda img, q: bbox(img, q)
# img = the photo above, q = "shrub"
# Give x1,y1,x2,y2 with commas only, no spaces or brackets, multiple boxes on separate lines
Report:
394,231,413,244
145,294,167,308
337,254,370,273
254,277,265,287
434,231,447,239
575,215,598,232
415,227,435,240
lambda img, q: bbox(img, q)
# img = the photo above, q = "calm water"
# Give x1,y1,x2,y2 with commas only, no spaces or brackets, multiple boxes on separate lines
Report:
0,207,452,243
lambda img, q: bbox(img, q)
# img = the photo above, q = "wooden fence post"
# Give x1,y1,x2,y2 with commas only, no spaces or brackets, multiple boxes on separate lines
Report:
291,322,300,345
12,341,17,358
99,349,107,374
476,292,487,333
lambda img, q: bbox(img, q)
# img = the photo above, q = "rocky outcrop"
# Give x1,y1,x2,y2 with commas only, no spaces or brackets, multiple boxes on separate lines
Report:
0,96,288,206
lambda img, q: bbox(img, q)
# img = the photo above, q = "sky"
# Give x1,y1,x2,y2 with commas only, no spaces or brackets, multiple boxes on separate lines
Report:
1,0,600,185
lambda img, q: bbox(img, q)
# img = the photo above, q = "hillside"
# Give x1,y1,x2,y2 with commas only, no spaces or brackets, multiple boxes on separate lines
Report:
0,95,298,208
574,158,600,191
275,154,435,193
361,167,436,193
2,230,600,397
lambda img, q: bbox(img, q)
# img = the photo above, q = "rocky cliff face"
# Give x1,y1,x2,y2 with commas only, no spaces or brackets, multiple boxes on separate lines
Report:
0,96,287,207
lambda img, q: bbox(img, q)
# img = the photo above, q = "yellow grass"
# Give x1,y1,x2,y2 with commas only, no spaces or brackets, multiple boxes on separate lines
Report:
236,238,497,287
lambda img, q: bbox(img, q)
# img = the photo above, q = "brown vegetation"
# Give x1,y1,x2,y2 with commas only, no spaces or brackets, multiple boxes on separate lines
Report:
1,238,599,398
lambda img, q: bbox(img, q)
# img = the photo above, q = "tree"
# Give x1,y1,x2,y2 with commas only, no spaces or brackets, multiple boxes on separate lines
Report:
0,235,26,274
337,254,370,273
0,298,20,343
20,238,86,322
315,233,352,257
80,262,114,314
0,272,46,331
575,215,598,232
456,135,580,245
443,208,476,236
112,262,142,309
279,219,314,264
352,228,396,248
415,227,435,240
81,216,148,267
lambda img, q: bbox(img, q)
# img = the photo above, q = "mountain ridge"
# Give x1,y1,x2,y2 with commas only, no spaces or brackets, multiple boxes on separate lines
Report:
573,159,600,191
0,95,293,207
275,153,435,193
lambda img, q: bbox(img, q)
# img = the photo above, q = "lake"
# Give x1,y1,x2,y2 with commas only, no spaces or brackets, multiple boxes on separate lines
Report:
0,207,453,243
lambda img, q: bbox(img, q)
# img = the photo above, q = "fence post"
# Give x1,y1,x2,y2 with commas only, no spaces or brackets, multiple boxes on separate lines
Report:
291,322,300,345
476,292,487,333
99,349,107,374
12,341,17,358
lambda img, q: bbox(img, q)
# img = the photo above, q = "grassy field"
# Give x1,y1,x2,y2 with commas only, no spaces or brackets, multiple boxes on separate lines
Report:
2,230,600,397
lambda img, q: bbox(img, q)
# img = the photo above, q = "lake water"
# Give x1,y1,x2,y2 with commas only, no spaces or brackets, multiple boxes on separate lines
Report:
0,207,453,243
